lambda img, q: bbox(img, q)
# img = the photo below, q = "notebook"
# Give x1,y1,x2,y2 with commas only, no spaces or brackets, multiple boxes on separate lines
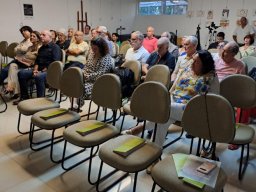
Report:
76,122,107,136
40,109,68,120
113,137,146,157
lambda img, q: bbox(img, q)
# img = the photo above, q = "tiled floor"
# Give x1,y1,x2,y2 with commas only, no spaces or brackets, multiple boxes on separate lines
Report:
0,95,256,192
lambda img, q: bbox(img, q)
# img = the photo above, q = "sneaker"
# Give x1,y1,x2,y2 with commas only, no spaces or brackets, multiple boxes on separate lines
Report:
121,129,133,135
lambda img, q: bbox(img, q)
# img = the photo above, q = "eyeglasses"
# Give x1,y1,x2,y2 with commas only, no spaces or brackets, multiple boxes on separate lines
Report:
130,38,138,42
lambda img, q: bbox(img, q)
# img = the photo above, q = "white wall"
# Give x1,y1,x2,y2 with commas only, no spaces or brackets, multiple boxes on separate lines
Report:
0,0,136,43
133,0,256,49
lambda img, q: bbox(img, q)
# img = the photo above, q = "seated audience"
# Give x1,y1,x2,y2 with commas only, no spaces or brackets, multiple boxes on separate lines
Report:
95,26,114,56
84,24,91,43
208,32,227,50
161,31,179,59
142,37,176,79
14,30,62,104
64,30,89,70
56,28,70,51
239,35,256,58
171,36,198,81
123,50,216,147
178,36,186,56
0,26,33,89
125,31,150,63
6,31,42,99
112,33,121,47
215,41,246,81
142,26,158,53
50,29,57,43
82,37,114,99
90,28,98,40
67,28,74,42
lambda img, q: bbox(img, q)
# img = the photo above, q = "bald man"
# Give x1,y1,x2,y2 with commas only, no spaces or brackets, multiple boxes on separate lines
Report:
142,26,158,53
15,30,62,104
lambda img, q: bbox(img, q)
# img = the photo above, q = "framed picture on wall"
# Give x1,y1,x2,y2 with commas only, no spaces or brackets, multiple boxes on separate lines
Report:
207,10,213,20
23,4,33,19
237,9,248,17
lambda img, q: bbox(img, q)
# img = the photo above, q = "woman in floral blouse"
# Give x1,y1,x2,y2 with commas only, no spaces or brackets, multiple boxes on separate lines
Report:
122,50,217,147
83,37,114,99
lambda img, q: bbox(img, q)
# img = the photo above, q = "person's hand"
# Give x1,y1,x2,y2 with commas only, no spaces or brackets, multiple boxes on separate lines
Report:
33,70,39,76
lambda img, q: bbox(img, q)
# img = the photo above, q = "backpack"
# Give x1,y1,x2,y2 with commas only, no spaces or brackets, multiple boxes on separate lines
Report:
249,67,256,81
111,66,135,98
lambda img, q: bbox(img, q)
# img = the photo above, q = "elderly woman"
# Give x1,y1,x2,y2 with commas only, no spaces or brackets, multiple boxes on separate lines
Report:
6,31,42,99
239,35,256,58
123,50,217,148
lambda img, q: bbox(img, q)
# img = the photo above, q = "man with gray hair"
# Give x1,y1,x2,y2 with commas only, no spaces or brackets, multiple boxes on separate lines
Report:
215,41,245,81
161,31,179,58
125,31,150,63
171,35,198,81
95,26,114,56
142,37,176,79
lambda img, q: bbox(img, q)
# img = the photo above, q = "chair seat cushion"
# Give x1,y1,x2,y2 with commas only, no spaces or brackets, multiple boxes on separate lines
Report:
18,98,60,115
31,108,80,129
99,135,162,173
63,120,119,147
231,124,255,144
151,156,227,192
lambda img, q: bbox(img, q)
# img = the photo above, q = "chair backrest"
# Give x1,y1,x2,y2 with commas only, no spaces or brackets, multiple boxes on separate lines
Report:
0,41,8,57
121,60,141,86
60,67,84,98
6,42,19,59
220,74,256,108
182,94,236,143
130,81,170,124
46,61,64,89
145,64,170,88
119,44,131,56
92,74,122,110
241,56,256,74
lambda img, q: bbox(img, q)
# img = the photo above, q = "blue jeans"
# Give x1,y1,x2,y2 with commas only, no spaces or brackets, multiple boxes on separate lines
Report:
18,69,47,99
0,64,10,85
64,61,84,70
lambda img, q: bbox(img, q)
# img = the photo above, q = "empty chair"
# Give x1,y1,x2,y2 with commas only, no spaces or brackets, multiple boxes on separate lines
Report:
61,74,122,184
6,42,19,59
96,81,170,191
29,67,84,163
17,61,63,134
220,74,256,180
151,93,234,192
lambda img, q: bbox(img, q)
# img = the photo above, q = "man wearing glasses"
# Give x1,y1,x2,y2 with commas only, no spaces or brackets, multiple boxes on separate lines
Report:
125,31,150,63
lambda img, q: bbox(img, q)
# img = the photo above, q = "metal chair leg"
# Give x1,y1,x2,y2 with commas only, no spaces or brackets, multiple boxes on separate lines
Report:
0,93,7,113
238,144,250,180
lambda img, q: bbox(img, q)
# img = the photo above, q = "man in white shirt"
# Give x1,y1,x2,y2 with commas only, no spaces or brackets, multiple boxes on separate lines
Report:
125,31,150,63
233,17,255,46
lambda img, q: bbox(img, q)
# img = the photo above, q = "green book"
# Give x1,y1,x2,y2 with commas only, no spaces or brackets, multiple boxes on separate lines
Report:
40,109,68,120
76,122,106,136
113,137,146,157
182,177,205,189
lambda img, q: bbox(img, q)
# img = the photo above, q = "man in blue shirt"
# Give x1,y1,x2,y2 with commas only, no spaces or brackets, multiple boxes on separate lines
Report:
141,37,176,80
14,30,62,104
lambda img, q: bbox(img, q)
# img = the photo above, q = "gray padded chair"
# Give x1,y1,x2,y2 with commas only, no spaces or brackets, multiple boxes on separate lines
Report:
6,42,19,59
61,74,122,184
29,67,83,163
220,74,256,180
152,93,235,192
121,64,170,130
96,81,170,192
17,61,63,134
241,56,256,74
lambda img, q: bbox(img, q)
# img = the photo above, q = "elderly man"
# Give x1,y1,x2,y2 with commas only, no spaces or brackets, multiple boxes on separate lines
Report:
142,37,176,79
95,26,114,56
161,31,179,59
84,24,91,43
56,28,70,51
14,30,62,104
215,41,245,81
64,30,89,70
143,26,158,53
171,35,198,81
125,31,150,63
233,17,255,46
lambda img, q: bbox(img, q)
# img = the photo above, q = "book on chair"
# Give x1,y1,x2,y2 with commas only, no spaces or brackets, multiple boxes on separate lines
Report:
40,109,68,120
113,137,146,157
76,122,107,136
